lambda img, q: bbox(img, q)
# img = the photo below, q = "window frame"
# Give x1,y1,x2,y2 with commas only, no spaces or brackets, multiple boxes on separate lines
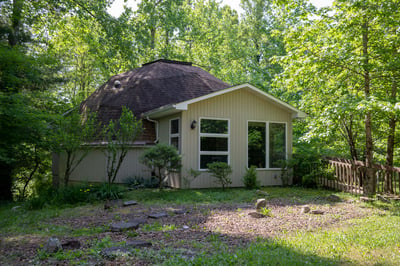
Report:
199,117,230,170
169,117,180,153
247,120,287,170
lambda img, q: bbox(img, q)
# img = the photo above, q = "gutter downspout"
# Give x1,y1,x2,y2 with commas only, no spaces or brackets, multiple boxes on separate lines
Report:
146,116,159,143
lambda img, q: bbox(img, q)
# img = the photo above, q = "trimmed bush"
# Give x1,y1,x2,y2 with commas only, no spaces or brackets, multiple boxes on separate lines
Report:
242,166,260,189
207,162,232,190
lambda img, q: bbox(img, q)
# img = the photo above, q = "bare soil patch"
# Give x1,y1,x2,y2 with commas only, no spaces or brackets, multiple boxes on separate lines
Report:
0,197,380,265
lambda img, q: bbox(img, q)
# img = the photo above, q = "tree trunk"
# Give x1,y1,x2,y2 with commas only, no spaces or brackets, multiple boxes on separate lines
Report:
8,0,23,47
384,76,397,193
362,20,375,196
0,162,13,201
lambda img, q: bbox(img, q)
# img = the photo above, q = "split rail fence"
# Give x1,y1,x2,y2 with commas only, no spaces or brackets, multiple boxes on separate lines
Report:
319,157,400,195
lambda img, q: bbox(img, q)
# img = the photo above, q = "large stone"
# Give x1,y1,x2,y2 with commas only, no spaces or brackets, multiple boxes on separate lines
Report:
110,222,140,232
101,246,130,259
148,212,168,219
126,240,152,248
310,210,324,215
255,199,267,210
61,239,81,250
123,200,138,207
301,205,310,214
327,194,341,202
248,212,266,219
43,237,62,253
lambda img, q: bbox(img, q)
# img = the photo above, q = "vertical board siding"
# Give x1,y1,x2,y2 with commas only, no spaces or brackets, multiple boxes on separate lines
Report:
181,88,293,189
58,147,152,184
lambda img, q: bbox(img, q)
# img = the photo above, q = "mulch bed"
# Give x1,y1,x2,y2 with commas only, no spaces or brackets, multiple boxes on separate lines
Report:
0,197,380,265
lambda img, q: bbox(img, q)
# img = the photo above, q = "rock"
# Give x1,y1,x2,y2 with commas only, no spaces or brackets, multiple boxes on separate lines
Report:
377,194,390,203
248,212,266,218
43,237,62,253
301,205,310,214
130,218,147,225
148,212,168,219
110,222,140,232
104,199,123,210
11,206,21,212
327,194,341,202
255,199,267,210
61,240,81,250
310,210,324,215
255,190,269,196
360,196,375,203
182,225,190,230
101,246,130,259
126,240,152,248
123,200,138,207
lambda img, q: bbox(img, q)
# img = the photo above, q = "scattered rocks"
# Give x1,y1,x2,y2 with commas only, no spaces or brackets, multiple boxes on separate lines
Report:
301,205,310,214
310,210,325,215
255,190,269,196
126,240,152,248
61,239,81,250
327,194,341,202
101,246,130,259
104,199,123,210
11,206,22,212
123,200,138,207
248,212,266,219
110,221,140,232
148,212,168,219
360,196,375,203
255,199,267,210
43,237,62,253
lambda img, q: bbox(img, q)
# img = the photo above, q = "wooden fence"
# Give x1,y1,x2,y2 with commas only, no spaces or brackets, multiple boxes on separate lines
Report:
319,157,400,195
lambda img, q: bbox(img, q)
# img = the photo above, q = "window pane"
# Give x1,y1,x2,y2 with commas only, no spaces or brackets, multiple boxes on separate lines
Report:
200,155,228,169
248,122,266,168
170,119,179,134
269,123,286,168
170,137,179,151
200,137,228,152
200,119,228,134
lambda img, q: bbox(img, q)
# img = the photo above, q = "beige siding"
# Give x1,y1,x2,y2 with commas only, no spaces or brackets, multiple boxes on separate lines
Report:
158,114,182,145
181,88,293,188
57,147,152,184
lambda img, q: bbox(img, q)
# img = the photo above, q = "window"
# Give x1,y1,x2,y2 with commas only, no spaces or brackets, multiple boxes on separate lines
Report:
199,118,229,169
170,118,180,152
248,121,286,169
269,123,286,168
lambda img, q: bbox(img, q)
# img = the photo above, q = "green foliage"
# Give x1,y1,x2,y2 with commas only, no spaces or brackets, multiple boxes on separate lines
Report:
124,176,158,189
207,162,232,190
260,207,273,217
102,106,143,189
53,110,100,187
182,168,201,189
140,144,182,190
24,183,123,209
242,166,260,189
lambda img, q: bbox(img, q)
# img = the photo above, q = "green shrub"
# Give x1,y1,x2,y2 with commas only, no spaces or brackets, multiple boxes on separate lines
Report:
242,166,260,189
140,144,182,190
124,176,158,189
207,162,232,190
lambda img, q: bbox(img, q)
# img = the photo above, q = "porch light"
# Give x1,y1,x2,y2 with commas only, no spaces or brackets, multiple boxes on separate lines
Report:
191,120,197,129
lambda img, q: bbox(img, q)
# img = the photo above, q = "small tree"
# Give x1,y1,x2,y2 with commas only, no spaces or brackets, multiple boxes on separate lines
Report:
103,107,143,188
242,166,260,189
207,162,232,190
140,144,182,190
54,110,100,187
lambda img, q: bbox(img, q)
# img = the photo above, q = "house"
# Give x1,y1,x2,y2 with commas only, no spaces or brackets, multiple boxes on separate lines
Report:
54,59,306,188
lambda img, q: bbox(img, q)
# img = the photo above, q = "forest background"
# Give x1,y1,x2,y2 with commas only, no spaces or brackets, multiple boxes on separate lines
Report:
0,0,399,200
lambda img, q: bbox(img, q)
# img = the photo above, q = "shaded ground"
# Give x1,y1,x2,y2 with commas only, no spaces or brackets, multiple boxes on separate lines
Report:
0,194,381,265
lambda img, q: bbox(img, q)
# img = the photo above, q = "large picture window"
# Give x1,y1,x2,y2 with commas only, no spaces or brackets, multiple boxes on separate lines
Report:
199,118,229,169
248,121,286,169
170,118,180,152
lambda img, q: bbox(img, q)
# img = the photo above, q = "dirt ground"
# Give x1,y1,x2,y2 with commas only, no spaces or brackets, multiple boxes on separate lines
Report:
0,196,378,265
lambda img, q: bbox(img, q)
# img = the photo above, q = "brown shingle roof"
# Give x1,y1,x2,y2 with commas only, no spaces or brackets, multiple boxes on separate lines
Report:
80,59,230,125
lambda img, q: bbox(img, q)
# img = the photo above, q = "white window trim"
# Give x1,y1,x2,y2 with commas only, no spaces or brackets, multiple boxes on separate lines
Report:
169,117,180,153
247,120,287,170
199,117,230,171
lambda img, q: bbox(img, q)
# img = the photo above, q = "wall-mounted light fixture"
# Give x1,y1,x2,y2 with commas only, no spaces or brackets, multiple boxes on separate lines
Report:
190,120,197,129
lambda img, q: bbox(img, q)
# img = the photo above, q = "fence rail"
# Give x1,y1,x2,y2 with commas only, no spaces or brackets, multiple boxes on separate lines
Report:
319,157,400,195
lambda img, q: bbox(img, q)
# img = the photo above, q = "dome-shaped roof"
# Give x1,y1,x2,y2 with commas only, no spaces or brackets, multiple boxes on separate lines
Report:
80,59,230,124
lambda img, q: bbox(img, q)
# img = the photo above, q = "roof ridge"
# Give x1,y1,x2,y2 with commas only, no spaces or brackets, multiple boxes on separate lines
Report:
142,59,192,67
